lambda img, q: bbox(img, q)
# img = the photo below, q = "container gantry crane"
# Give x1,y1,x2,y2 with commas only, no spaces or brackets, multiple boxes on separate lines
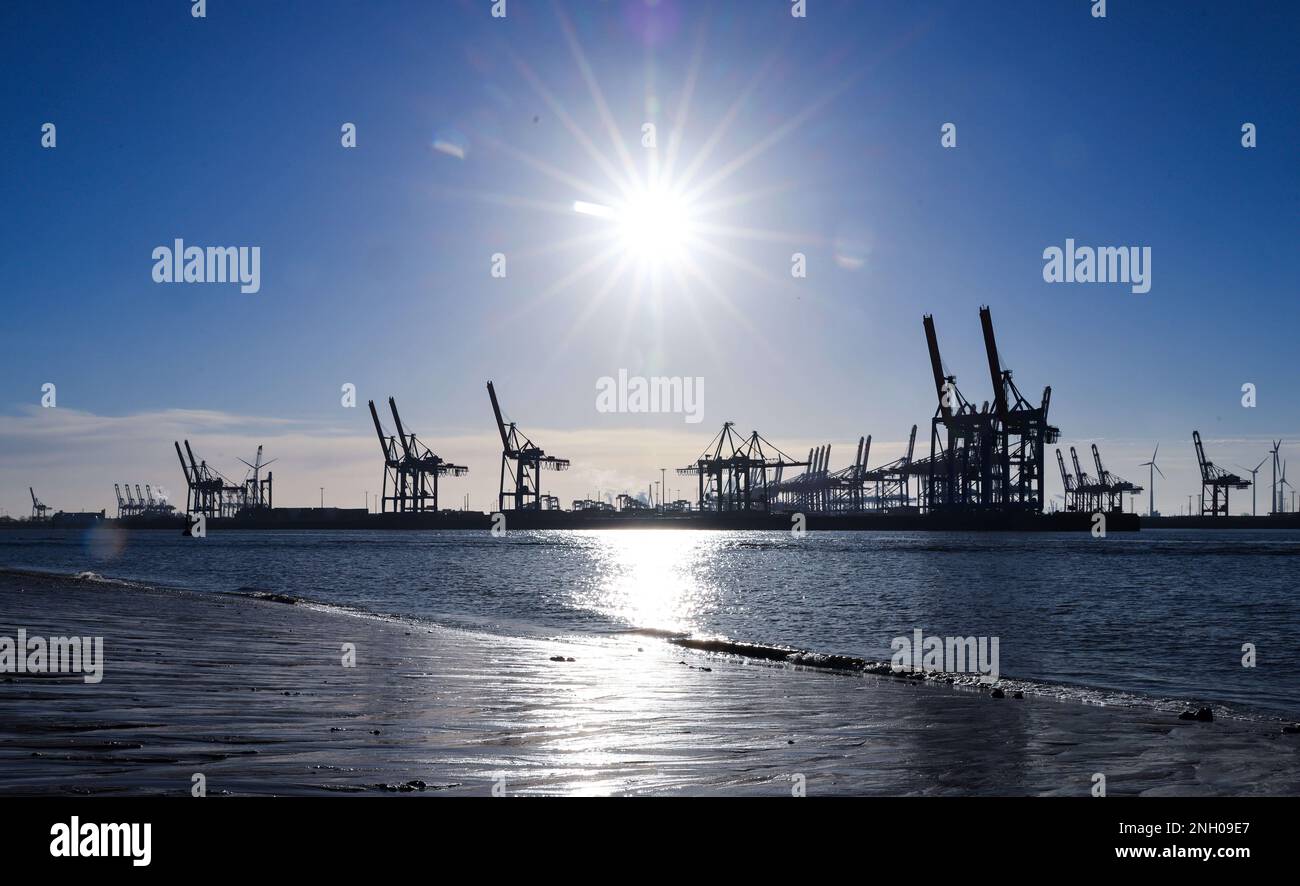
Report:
1194,430,1248,516
487,381,568,511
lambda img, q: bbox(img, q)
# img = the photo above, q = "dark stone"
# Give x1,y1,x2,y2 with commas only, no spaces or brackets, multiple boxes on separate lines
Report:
549,656,566,662
991,688,1005,699
1282,724,1300,734
1013,691,1024,699
1195,707,1214,722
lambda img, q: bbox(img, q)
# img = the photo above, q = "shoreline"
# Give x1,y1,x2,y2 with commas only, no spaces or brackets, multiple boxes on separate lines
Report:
0,509,1148,532
2,568,1299,796
6,561,1299,726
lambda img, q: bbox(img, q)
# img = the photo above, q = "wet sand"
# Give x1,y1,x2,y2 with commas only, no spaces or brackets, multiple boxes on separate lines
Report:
2,568,1298,796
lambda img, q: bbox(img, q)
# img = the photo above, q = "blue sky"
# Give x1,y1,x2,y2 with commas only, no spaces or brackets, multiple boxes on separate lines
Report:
1,0,1297,515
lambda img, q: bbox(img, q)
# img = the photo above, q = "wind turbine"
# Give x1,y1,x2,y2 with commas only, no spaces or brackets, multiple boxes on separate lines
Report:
1238,458,1268,516
1282,461,1292,514
238,445,277,508
1270,440,1282,515
1139,444,1164,516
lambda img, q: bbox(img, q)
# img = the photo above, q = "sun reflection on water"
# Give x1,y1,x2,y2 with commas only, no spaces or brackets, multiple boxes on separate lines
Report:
574,530,722,635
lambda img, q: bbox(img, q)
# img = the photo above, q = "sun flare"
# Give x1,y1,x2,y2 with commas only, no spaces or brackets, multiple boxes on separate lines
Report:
617,187,693,260
473,2,859,353
574,185,696,266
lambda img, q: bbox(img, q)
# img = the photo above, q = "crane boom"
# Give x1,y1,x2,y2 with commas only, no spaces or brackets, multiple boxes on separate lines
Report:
389,397,416,459
979,306,1009,420
1056,448,1072,493
175,442,191,482
184,441,202,479
922,314,953,420
368,400,394,456
1092,444,1109,485
486,381,512,452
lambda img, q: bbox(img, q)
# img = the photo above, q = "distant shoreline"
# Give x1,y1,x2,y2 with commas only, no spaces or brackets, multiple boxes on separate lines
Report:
7,506,1300,527
0,509,1150,532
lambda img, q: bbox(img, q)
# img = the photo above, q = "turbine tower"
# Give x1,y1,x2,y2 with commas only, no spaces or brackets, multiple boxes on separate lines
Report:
1238,458,1268,516
1270,440,1283,515
1139,444,1163,516
237,445,277,510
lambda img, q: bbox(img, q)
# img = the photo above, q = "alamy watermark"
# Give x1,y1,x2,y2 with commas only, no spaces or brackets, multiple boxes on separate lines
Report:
1042,238,1150,294
1,629,104,684
50,817,150,866
890,629,999,683
152,239,261,294
596,369,704,424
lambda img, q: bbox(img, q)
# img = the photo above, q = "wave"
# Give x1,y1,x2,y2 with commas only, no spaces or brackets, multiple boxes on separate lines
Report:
654,632,1287,725
230,587,304,605
0,566,153,590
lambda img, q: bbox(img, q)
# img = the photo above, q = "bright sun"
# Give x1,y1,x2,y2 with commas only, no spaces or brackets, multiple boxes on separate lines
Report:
468,2,845,339
616,187,693,260
574,185,696,266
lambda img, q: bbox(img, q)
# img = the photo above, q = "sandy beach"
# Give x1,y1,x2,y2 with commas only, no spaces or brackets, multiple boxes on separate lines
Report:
2,568,1298,797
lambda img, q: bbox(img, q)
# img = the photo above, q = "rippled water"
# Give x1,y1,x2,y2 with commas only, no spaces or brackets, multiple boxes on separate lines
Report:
3,527,1298,718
